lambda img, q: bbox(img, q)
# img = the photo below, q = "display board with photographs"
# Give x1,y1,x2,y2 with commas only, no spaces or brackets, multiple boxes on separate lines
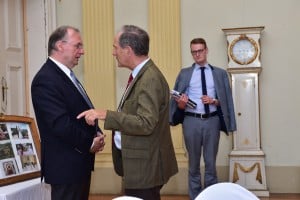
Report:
0,115,41,186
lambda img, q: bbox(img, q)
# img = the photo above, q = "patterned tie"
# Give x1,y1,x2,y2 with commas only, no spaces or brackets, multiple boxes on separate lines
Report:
70,70,94,109
118,73,133,111
126,73,133,89
200,67,210,114
70,70,102,134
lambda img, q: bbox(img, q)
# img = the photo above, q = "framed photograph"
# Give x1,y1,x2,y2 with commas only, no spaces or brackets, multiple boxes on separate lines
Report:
0,115,41,186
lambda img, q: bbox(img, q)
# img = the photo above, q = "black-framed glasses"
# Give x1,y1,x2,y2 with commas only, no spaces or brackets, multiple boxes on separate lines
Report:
191,48,206,55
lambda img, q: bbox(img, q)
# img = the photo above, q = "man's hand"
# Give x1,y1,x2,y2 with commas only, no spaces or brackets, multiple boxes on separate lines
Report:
201,95,215,105
77,109,107,125
90,133,106,153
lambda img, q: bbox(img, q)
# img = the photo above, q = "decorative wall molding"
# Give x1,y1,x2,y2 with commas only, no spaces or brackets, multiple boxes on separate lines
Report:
4,0,22,51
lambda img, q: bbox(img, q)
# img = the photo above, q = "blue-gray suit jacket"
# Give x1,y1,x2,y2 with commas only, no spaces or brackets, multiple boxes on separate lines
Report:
169,64,236,134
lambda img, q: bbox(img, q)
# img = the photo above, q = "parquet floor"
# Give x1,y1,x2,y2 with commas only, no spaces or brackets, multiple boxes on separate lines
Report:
89,193,300,200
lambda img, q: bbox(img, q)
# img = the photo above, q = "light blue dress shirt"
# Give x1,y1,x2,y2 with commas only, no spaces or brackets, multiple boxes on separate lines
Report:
185,63,217,114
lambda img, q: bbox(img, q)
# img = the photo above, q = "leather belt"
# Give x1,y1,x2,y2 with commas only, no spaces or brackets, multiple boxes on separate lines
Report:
184,111,218,119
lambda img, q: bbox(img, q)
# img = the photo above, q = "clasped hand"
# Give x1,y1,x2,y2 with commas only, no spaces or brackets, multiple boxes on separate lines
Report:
77,109,107,153
90,133,105,153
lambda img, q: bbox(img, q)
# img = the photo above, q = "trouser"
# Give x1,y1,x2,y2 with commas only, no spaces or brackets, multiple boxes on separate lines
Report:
51,175,91,200
125,185,163,200
183,115,220,199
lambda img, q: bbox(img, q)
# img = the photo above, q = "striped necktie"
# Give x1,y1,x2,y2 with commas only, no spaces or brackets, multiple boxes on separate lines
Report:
70,70,94,109
70,70,103,134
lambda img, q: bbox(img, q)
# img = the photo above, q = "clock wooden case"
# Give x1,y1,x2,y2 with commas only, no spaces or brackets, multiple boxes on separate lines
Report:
223,26,269,197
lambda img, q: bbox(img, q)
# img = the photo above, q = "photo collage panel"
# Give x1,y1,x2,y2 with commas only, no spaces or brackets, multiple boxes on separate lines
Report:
0,122,40,178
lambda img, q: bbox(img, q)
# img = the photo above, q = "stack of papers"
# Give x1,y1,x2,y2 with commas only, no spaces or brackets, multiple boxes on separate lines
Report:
170,90,197,109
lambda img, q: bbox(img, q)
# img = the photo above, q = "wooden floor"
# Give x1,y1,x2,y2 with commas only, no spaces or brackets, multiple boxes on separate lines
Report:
89,194,300,200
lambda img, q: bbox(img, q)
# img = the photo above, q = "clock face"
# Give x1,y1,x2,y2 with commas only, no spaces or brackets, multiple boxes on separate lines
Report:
230,37,258,65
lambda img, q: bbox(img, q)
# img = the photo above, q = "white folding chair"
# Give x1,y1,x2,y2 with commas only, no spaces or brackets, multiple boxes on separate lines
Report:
112,196,143,200
195,182,260,200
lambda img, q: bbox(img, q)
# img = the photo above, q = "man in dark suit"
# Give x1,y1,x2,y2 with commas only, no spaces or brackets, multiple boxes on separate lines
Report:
169,38,236,199
77,25,178,200
31,25,105,200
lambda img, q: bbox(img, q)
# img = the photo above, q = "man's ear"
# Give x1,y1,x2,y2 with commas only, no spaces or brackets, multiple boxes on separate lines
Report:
56,41,64,52
125,46,133,56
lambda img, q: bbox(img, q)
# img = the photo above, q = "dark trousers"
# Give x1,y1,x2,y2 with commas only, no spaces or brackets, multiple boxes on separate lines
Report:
51,175,91,200
125,185,163,200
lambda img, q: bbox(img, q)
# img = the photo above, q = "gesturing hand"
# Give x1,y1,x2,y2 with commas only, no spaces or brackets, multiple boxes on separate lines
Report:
77,109,107,125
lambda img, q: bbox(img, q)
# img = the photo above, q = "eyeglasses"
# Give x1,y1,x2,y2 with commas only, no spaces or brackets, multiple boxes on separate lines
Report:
191,48,206,55
61,40,83,50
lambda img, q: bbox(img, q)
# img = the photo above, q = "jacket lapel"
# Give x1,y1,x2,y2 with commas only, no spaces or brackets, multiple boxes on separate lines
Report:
118,59,152,110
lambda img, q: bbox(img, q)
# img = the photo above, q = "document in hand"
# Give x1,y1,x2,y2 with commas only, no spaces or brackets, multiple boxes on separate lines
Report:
170,90,197,109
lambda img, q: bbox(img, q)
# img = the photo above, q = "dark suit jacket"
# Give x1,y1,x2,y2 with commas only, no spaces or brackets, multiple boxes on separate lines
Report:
105,59,178,189
31,58,96,184
169,64,237,134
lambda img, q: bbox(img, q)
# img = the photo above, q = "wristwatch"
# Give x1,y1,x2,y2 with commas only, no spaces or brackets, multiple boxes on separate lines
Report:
212,98,218,105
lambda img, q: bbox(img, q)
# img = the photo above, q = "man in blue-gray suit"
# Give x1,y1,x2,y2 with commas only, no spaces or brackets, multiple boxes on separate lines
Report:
31,26,105,200
170,38,236,200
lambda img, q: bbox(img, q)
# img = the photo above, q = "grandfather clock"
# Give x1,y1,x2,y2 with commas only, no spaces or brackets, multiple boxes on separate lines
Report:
222,26,269,196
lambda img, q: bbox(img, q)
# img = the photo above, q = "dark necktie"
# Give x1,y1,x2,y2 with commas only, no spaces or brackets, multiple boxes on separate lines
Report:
70,70,94,109
200,67,210,114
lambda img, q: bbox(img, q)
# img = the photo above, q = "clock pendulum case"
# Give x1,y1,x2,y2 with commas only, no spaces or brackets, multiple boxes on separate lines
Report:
222,26,269,197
